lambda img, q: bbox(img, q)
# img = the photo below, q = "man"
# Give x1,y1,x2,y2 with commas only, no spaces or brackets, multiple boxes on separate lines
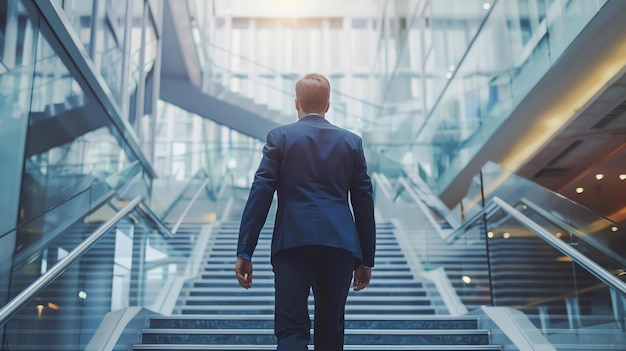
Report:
235,73,376,351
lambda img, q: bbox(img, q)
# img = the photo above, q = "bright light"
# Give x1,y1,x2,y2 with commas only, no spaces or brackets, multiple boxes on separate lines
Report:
227,159,237,169
556,232,563,238
482,3,491,10
462,276,472,284
449,65,455,72
575,187,584,194
503,232,511,239
612,226,618,232
620,174,626,181
522,204,528,210
595,173,604,180
487,231,494,239
78,291,88,299
445,72,453,79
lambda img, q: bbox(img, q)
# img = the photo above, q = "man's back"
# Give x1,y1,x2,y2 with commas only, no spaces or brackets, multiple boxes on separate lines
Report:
268,114,373,264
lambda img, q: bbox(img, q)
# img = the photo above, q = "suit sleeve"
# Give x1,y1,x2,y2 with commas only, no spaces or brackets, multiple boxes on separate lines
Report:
237,130,281,259
350,137,376,267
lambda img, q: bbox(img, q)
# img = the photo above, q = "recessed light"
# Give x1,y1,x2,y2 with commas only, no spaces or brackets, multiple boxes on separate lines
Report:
503,232,510,239
462,276,472,284
487,231,494,238
556,232,562,238
595,173,604,180
575,187,584,194
482,3,491,10
612,226,618,232
620,174,626,181
445,72,453,79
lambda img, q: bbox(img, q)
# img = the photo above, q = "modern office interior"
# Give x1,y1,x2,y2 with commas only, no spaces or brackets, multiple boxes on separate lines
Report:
1,0,626,349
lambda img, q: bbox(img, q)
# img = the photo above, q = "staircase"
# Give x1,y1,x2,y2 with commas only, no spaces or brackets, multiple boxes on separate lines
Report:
134,212,504,350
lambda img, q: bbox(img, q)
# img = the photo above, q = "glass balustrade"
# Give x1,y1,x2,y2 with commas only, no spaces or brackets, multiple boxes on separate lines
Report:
0,196,191,350
376,157,626,348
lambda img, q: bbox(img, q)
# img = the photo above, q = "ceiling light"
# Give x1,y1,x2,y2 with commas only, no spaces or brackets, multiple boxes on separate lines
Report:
487,231,494,238
462,276,472,284
445,72,453,79
556,232,562,238
449,65,455,72
620,174,626,181
482,3,491,10
521,204,528,210
78,291,88,299
503,232,511,239
575,187,584,194
595,173,604,180
612,226,618,232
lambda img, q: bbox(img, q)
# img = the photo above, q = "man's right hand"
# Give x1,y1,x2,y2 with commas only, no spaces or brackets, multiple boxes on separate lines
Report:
353,266,371,291
235,256,253,289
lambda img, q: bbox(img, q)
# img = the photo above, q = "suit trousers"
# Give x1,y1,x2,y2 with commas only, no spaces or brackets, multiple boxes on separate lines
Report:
271,245,355,351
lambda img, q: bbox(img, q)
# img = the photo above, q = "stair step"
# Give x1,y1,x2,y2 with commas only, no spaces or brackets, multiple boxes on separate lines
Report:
140,328,492,345
148,315,480,330
134,344,503,350
135,220,503,350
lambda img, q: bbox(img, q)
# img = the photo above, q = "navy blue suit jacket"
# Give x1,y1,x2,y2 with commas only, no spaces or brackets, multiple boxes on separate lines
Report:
237,114,376,266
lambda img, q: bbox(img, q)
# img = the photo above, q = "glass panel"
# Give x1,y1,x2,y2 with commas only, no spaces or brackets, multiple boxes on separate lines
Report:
478,162,626,276
484,205,626,348
413,0,606,193
0,0,37,244
2,200,189,350
53,0,94,49
378,181,491,311
20,12,141,228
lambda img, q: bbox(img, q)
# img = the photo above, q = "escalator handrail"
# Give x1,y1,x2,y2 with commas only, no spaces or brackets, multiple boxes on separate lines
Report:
0,196,144,329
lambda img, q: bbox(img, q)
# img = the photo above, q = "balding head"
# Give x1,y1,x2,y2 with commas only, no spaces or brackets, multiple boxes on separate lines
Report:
295,73,331,118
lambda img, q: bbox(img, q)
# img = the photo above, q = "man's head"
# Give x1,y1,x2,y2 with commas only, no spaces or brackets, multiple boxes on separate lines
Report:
295,73,331,118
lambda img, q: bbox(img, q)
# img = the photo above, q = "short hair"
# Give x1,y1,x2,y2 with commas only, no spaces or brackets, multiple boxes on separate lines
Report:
295,73,330,114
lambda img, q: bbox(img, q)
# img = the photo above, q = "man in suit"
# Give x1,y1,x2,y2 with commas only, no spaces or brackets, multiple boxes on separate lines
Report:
235,73,376,350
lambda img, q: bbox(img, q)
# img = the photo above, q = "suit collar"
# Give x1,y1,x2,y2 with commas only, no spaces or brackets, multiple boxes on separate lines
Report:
299,114,329,123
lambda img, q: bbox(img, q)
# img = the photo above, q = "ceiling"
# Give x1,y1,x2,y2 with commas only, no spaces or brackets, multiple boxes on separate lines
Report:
518,69,626,225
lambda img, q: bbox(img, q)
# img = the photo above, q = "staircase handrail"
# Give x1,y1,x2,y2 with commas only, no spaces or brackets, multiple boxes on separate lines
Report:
398,173,461,229
451,196,626,299
396,177,452,241
0,196,144,328
170,176,212,235
520,197,626,270
161,168,211,219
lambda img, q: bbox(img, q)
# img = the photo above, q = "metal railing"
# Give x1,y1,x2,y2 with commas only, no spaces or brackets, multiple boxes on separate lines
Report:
0,196,143,328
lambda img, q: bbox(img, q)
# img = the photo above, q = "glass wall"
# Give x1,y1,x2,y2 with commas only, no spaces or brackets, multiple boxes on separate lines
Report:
0,0,38,314
400,0,607,194
0,0,163,332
